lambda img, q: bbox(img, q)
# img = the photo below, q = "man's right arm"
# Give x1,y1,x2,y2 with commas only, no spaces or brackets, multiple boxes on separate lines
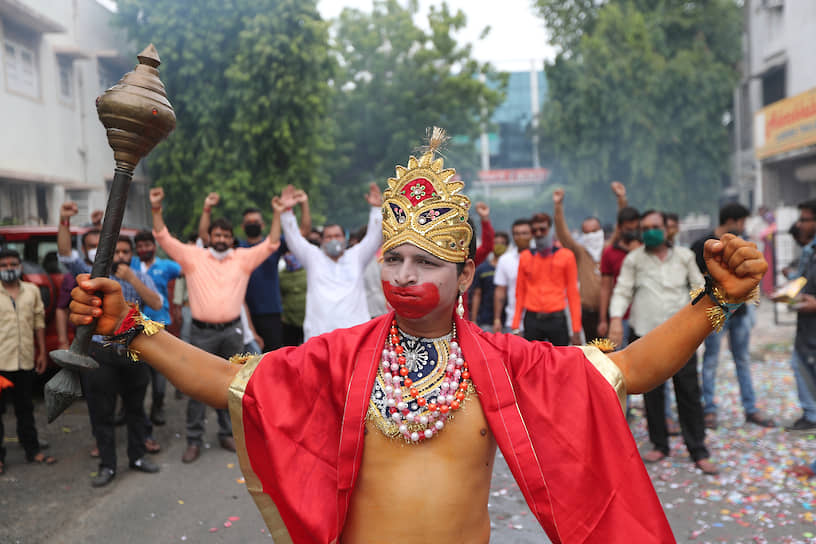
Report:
597,275,615,338
150,188,193,266
608,252,637,346
511,257,527,331
57,202,77,257
197,192,219,247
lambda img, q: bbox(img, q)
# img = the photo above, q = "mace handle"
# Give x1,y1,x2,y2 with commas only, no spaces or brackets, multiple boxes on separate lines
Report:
69,167,135,353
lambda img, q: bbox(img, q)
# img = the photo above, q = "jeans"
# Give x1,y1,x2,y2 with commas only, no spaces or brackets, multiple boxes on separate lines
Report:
701,307,758,416
792,347,816,423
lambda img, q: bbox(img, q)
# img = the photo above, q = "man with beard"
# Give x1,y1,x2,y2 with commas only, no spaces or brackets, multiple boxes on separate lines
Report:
58,204,162,486
277,183,383,340
149,188,281,463
67,129,766,542
783,200,816,436
132,230,182,428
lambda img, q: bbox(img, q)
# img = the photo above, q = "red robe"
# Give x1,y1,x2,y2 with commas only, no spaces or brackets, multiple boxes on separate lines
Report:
228,312,675,543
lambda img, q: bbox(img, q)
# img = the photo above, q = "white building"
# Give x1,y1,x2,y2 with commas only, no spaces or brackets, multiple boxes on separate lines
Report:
0,0,150,227
733,0,816,208
732,0,816,285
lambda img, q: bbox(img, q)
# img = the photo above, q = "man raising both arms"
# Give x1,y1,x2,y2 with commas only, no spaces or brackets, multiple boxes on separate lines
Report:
68,129,766,543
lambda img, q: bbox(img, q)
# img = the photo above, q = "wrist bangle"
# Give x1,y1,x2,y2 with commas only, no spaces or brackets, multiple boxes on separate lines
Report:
60,219,70,227
690,276,759,332
104,304,164,361
203,206,211,213
151,206,162,211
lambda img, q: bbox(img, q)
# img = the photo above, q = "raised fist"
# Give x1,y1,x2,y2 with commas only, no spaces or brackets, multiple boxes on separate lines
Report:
149,188,165,208
552,189,565,205
60,201,79,220
365,182,383,207
610,181,626,198
475,201,490,220
204,192,220,209
90,210,104,226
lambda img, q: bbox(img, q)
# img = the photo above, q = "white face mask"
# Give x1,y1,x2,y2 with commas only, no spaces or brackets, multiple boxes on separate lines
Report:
208,247,233,261
87,248,98,263
578,229,605,262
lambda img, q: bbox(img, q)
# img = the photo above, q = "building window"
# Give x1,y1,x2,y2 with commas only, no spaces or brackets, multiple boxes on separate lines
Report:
57,57,74,104
762,65,786,107
3,38,39,98
98,63,118,93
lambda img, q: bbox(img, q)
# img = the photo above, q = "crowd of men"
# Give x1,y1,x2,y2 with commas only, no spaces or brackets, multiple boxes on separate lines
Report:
1,182,816,485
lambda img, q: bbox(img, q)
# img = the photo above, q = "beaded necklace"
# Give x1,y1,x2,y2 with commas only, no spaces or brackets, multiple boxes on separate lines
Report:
368,319,472,443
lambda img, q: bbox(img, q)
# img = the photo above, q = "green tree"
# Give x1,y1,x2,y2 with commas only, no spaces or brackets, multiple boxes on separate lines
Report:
325,0,505,229
534,0,742,218
113,0,333,234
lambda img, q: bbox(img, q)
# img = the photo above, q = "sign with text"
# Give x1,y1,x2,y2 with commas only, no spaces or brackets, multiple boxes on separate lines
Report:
476,168,550,184
755,87,816,160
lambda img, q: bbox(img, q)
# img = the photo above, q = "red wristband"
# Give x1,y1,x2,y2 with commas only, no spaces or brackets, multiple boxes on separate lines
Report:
203,206,211,213
60,219,70,227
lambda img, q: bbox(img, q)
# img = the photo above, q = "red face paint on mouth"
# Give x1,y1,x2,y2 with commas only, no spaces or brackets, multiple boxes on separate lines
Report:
382,282,441,319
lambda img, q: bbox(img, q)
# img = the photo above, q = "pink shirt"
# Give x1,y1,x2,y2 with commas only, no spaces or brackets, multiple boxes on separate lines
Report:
154,227,278,323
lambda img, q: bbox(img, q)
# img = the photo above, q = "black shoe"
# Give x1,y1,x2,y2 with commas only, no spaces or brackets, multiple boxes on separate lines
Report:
785,416,816,432
92,467,116,487
129,457,160,473
150,406,166,426
746,411,776,428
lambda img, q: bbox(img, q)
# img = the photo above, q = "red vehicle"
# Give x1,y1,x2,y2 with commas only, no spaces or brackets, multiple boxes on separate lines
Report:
0,225,139,382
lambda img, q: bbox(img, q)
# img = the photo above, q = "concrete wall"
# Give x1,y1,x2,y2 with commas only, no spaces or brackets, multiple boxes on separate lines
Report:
0,0,149,227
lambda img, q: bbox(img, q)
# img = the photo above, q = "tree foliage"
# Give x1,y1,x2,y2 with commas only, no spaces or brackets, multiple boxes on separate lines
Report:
114,0,333,234
534,0,742,218
326,0,505,228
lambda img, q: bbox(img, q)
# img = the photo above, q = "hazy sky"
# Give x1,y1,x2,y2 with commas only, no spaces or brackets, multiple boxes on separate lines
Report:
318,0,554,71
95,0,554,70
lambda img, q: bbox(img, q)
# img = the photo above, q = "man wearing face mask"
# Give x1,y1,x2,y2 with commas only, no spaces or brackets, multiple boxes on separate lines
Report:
609,210,717,474
513,212,581,346
691,204,775,430
275,183,383,340
0,248,55,474
470,231,509,331
552,188,603,342
198,194,313,353
150,188,282,463
58,211,163,486
598,206,642,340
132,230,182,427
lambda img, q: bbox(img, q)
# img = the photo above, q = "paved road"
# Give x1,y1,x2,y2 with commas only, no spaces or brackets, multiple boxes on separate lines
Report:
3,301,816,543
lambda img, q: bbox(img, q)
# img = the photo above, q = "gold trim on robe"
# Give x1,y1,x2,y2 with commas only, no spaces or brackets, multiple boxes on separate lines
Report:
228,354,294,544
577,345,627,412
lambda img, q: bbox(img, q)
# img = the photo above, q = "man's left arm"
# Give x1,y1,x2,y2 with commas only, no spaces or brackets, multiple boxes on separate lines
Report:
472,202,493,266
609,235,766,394
32,285,46,373
118,266,162,310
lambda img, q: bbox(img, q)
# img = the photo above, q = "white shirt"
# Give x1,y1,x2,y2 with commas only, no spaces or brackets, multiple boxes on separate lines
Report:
494,246,522,330
281,207,382,340
609,245,704,336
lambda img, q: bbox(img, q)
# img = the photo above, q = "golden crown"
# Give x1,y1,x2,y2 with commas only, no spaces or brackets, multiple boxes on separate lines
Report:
381,127,472,263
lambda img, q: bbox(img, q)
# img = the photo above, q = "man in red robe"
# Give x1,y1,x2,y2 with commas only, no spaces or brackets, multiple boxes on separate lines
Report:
68,129,766,543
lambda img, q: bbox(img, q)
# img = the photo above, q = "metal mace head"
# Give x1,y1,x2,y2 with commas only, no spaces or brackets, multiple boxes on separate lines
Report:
45,44,175,423
96,43,176,172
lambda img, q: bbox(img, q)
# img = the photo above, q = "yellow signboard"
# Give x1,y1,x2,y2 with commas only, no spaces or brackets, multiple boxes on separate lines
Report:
755,87,816,160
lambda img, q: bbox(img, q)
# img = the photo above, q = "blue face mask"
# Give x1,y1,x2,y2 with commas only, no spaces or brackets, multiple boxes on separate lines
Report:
642,228,665,248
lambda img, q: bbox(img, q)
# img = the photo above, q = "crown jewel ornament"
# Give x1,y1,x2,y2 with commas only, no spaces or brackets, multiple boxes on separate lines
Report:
381,127,472,263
